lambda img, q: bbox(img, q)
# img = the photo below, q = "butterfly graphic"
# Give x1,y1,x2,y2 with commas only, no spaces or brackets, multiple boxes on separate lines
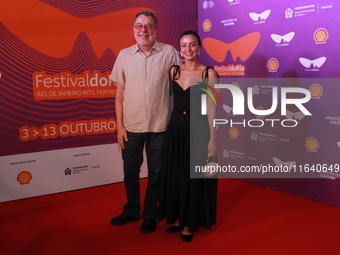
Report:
299,57,326,68
202,32,261,63
273,157,296,169
222,104,233,115
337,142,340,149
271,32,295,43
1,1,144,58
249,10,271,21
285,110,305,121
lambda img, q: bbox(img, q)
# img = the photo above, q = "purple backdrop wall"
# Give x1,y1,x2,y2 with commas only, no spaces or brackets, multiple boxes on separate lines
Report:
198,0,340,207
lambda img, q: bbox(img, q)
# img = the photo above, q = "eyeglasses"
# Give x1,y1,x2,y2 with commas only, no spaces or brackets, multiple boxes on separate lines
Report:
134,23,155,30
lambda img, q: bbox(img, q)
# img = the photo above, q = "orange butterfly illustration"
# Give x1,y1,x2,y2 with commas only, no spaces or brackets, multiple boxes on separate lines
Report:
202,32,261,62
1,1,147,58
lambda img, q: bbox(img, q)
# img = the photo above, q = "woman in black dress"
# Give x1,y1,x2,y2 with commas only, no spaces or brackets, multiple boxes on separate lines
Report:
159,30,219,242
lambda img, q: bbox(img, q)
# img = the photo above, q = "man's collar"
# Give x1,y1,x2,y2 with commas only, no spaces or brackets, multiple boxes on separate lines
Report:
133,41,161,54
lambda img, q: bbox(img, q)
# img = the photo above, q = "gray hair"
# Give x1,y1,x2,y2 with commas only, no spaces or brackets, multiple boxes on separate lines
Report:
134,10,158,28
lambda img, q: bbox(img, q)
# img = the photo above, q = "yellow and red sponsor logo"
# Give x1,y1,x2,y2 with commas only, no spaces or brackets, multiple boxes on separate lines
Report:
305,137,319,152
255,106,265,120
267,58,279,72
314,28,328,44
203,19,212,32
309,83,323,99
232,82,240,88
17,171,32,185
229,127,239,139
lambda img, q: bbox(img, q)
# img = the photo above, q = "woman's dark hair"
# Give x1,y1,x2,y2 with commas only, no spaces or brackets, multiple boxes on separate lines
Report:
179,30,201,47
134,10,158,28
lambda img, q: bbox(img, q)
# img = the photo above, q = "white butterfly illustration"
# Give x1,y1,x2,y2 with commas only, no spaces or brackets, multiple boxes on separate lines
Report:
273,157,296,169
299,57,326,68
285,110,305,121
337,142,340,149
223,104,233,115
271,32,295,43
249,10,271,21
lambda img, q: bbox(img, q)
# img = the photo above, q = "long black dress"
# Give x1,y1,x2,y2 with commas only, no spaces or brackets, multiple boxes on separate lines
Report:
159,66,218,232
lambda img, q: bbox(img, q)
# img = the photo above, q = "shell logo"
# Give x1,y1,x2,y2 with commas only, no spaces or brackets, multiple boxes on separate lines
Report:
229,127,239,139
314,28,328,44
267,58,279,72
203,19,212,32
255,106,265,120
17,171,32,185
305,137,319,152
309,84,323,99
232,82,240,88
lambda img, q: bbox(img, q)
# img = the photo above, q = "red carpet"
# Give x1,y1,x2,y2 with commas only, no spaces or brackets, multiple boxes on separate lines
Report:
1,178,340,255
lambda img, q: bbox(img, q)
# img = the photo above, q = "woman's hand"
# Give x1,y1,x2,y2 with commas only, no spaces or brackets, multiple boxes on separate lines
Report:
207,138,217,158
